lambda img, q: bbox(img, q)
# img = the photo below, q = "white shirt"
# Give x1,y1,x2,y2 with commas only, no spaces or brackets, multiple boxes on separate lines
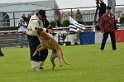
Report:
17,22,27,32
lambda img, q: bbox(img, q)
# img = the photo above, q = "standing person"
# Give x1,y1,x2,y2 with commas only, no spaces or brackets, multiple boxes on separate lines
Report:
0,46,4,56
17,18,28,48
99,0,106,20
100,6,117,51
75,9,83,24
22,13,27,22
26,13,32,25
27,9,49,71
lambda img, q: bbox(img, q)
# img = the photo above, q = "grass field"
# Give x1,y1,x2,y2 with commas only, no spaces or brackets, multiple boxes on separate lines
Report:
0,42,124,82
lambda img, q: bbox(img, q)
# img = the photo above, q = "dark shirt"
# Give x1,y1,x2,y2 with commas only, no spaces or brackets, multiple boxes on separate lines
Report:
99,2,106,18
56,20,62,27
27,17,31,25
22,17,27,22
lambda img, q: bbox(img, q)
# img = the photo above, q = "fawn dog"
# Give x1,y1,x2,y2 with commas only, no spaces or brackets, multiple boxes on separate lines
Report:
33,27,70,69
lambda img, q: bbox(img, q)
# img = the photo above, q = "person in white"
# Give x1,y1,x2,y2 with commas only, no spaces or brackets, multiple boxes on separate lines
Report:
26,9,50,71
17,18,27,32
17,18,28,48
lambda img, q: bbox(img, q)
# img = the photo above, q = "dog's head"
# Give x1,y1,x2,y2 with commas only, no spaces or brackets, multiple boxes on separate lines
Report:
35,27,43,35
35,27,47,37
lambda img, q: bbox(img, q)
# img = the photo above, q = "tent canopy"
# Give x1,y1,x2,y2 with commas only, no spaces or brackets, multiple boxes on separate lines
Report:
0,0,59,27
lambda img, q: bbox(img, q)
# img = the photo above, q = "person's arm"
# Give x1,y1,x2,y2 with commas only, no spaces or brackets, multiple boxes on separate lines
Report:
114,16,117,30
75,14,79,21
17,22,20,27
28,19,41,31
22,22,27,28
79,14,83,22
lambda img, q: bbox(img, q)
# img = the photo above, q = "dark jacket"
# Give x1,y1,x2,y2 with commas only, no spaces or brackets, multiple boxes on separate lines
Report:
42,18,49,28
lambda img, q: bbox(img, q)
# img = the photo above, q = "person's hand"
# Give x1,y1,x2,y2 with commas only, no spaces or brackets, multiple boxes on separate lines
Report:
48,29,53,34
19,22,23,26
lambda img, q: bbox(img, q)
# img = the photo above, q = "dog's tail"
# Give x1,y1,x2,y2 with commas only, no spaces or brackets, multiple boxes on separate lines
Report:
61,52,70,65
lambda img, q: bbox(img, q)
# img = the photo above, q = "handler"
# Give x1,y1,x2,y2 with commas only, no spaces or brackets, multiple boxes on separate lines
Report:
27,9,50,71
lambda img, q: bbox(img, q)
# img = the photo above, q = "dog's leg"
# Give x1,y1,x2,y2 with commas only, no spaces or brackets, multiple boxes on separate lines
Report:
37,44,42,49
33,45,45,56
50,50,57,70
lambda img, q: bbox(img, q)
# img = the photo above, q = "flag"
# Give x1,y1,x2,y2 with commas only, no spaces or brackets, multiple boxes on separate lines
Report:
68,16,85,32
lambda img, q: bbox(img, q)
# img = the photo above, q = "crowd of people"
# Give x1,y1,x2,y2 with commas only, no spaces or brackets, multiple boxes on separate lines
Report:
17,13,32,32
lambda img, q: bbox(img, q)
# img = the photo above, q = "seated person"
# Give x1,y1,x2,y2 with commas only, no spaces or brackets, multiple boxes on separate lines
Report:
76,9,83,24
55,17,62,27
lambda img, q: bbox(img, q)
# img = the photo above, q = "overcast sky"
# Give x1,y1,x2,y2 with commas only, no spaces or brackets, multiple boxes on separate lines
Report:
0,0,123,9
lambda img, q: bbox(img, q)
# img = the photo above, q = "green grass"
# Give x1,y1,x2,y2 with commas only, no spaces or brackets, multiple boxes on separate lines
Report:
0,42,124,82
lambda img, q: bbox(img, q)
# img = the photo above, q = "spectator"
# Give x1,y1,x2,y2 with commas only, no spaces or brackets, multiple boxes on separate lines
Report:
99,0,106,20
76,9,83,24
0,46,4,56
54,13,62,27
27,13,32,25
17,18,28,48
27,9,50,71
100,6,117,51
17,18,27,32
22,13,27,23
55,17,62,27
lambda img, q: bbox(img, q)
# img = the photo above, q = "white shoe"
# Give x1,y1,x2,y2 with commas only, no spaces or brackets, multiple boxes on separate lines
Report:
31,61,40,71
113,49,117,51
99,49,103,51
33,67,40,71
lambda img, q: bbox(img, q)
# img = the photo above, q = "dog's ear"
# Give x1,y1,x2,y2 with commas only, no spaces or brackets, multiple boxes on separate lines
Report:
35,27,37,29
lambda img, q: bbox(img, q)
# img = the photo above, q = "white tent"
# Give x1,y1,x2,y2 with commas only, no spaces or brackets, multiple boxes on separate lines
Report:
0,0,59,27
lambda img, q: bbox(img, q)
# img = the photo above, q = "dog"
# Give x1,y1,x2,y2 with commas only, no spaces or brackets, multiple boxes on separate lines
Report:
33,27,70,69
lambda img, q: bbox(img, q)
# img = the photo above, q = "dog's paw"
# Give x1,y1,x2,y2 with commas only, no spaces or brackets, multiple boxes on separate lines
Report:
59,64,62,67
32,52,37,56
32,54,35,56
